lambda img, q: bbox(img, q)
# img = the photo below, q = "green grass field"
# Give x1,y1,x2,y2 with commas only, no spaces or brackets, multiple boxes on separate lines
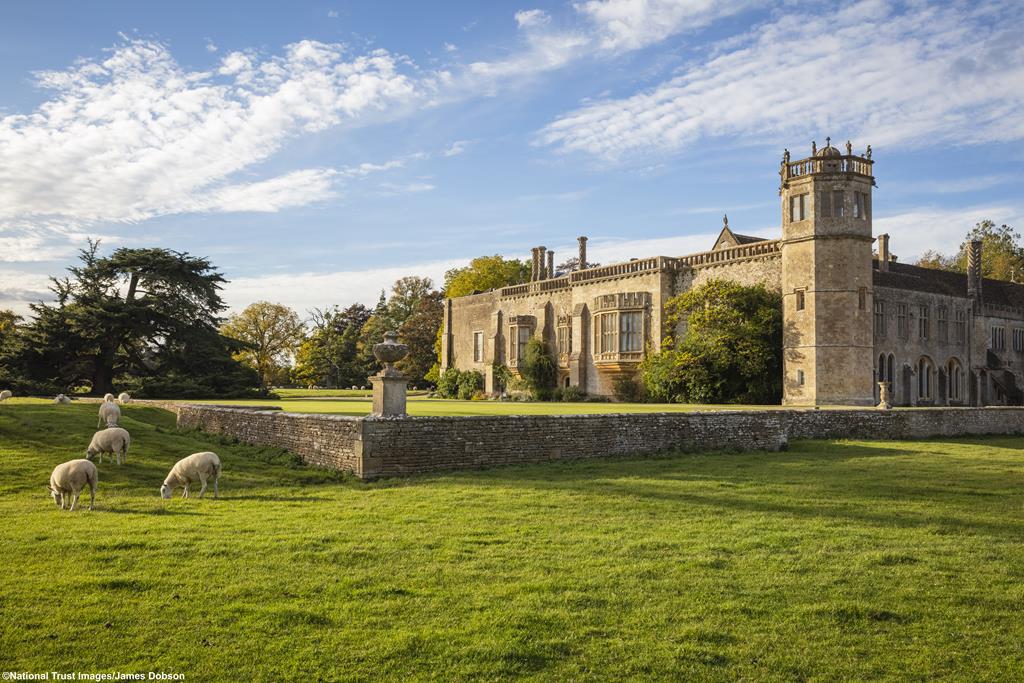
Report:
1,402,1023,681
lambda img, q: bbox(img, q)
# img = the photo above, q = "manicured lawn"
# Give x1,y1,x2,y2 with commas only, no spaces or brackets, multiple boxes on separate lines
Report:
1,402,1022,680
190,395,788,416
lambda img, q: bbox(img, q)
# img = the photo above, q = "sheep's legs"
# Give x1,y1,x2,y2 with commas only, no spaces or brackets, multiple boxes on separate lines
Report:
88,484,95,511
213,477,218,499
182,485,189,499
198,475,208,499
69,490,79,512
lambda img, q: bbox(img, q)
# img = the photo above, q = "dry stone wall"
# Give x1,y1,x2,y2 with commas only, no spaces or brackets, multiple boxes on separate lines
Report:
174,404,1024,480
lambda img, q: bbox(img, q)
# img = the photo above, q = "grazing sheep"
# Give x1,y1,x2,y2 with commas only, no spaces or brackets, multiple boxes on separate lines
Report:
97,396,121,428
49,459,98,511
0,389,11,401
160,452,221,499
53,394,71,405
86,427,130,465
117,392,131,405
103,393,115,402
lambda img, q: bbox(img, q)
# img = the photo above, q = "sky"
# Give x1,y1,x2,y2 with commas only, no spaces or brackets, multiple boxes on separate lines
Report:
1,0,1022,317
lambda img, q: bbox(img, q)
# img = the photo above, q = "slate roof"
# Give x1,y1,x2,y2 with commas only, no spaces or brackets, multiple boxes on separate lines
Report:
873,260,1024,309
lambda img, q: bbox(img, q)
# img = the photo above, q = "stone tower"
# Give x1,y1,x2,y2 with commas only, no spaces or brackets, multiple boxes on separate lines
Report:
779,138,876,405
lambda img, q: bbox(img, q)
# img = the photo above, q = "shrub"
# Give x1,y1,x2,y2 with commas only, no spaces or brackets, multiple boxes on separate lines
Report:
560,385,584,402
456,370,484,400
436,368,461,398
491,363,515,392
612,375,644,402
518,338,557,400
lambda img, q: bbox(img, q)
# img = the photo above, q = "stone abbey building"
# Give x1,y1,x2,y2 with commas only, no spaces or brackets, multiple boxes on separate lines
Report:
440,140,1024,406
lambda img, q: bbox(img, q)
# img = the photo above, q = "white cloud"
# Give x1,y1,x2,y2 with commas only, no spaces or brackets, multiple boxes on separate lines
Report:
577,0,760,51
378,181,435,195
223,259,462,314
205,40,218,53
515,9,551,28
539,1,1024,158
444,42,458,53
0,269,55,315
876,205,1024,262
442,139,471,157
327,9,339,18
0,38,425,253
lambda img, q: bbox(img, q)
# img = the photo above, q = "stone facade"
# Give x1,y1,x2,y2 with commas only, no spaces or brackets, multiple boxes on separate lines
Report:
176,403,1024,480
443,140,1024,406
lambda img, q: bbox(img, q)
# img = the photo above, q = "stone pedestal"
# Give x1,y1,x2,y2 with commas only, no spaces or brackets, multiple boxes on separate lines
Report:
371,372,409,417
370,330,410,417
877,381,892,410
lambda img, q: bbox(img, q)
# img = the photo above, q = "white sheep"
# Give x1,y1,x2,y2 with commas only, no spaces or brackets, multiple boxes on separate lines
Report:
118,392,131,405
0,389,11,401
97,396,121,428
49,459,98,511
103,393,115,402
86,427,130,465
53,394,71,405
160,452,221,499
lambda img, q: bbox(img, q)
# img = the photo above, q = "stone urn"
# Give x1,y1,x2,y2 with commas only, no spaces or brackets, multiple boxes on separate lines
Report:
373,331,408,376
877,381,892,410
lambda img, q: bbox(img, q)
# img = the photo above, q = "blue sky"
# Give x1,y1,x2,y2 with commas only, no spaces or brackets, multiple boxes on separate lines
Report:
1,0,1022,315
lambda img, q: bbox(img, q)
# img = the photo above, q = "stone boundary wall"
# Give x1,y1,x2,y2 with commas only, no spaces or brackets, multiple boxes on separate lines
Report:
171,404,1024,480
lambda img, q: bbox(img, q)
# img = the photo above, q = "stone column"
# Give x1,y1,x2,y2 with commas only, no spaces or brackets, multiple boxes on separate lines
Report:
530,248,539,282
369,331,409,417
538,245,547,280
967,239,983,300
547,250,555,279
578,236,588,270
877,233,889,272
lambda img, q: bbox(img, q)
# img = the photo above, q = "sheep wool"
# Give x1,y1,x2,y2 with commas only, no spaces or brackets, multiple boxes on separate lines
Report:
86,427,130,465
0,389,12,401
161,452,221,500
53,394,71,405
117,392,131,405
97,401,121,429
49,459,98,511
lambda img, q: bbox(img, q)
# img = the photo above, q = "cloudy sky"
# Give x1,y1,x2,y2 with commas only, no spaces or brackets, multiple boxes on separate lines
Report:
1,0,1022,316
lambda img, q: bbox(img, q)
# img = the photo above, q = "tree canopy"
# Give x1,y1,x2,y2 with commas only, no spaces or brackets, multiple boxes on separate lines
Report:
294,304,372,388
914,220,1024,281
443,255,529,298
8,241,259,396
221,302,304,388
640,279,782,404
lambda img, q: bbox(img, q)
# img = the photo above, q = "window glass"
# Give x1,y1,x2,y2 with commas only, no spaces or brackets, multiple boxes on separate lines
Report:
620,312,642,352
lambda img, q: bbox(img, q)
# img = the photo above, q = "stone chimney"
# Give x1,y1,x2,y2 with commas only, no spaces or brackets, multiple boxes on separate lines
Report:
578,236,588,271
968,239,983,300
530,247,539,282
537,245,547,280
877,234,890,272
547,250,554,279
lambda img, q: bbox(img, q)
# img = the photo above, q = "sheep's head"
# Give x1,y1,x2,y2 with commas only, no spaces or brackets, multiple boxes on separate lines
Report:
50,487,62,507
85,449,95,461
159,484,173,499
104,393,115,402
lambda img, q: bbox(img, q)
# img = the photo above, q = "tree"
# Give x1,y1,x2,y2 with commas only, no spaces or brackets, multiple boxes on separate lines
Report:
556,257,601,273
397,291,443,387
221,302,304,388
443,255,529,298
14,241,256,396
359,278,440,378
640,279,782,404
518,337,557,400
913,220,1024,282
293,304,372,388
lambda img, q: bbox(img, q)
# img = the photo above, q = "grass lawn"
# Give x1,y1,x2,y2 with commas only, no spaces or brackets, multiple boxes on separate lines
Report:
188,395,789,416
1,402,1023,681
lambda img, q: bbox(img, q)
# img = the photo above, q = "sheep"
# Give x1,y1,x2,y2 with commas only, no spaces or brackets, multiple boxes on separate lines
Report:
103,393,115,402
53,394,71,405
97,396,121,428
160,452,221,499
117,392,131,405
86,427,130,465
0,389,11,401
49,459,98,511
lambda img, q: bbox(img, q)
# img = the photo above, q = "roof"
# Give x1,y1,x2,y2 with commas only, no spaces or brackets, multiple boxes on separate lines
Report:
873,260,1024,309
711,226,768,251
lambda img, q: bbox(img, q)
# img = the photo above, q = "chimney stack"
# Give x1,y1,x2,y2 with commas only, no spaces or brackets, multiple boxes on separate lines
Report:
537,245,547,280
968,239,983,300
578,235,588,271
530,247,539,282
878,234,890,272
547,250,554,279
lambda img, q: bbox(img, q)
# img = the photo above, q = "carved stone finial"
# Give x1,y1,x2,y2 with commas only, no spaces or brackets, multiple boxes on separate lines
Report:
811,140,817,155
373,331,409,376
825,136,831,148
845,140,852,155
723,213,729,228
783,148,790,162
866,144,872,159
